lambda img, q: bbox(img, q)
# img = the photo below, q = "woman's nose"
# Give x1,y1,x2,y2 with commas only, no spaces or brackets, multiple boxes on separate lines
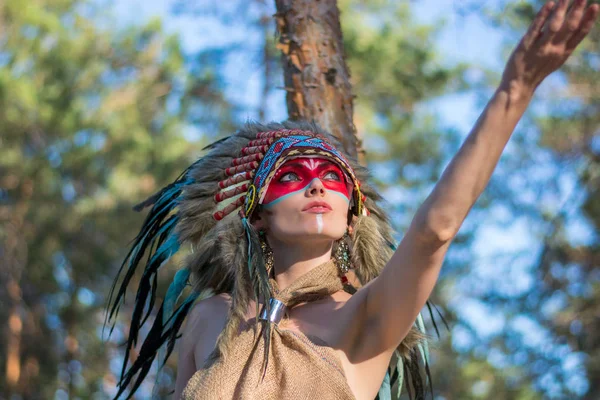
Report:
306,178,326,196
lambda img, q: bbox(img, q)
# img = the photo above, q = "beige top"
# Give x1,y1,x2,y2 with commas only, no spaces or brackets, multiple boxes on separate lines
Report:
181,260,356,400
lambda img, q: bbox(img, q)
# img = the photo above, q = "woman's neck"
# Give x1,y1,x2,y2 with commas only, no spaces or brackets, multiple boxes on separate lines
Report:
268,237,333,291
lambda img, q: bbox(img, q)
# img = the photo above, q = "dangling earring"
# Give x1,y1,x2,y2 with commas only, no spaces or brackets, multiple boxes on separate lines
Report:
333,232,351,274
259,231,274,272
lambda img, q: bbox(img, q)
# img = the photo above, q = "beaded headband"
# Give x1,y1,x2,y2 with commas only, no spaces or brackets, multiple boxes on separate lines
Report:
212,129,367,221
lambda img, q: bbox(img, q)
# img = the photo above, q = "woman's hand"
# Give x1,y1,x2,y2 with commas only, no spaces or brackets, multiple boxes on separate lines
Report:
501,0,599,98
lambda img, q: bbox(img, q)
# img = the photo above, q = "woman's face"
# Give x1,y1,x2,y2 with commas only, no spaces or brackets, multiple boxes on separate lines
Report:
254,157,352,244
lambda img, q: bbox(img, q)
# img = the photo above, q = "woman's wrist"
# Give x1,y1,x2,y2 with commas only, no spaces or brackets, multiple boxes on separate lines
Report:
496,78,536,110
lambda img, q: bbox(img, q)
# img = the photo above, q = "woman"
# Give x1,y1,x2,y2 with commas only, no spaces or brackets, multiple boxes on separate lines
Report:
106,1,598,399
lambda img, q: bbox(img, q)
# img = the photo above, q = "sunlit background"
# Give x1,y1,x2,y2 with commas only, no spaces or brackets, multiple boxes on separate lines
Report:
1,0,598,399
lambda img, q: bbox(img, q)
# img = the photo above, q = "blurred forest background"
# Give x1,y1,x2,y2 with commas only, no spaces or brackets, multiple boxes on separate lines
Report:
1,0,598,399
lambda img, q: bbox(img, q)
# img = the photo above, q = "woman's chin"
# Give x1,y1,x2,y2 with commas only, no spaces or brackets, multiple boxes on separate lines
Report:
268,217,346,242
278,229,344,243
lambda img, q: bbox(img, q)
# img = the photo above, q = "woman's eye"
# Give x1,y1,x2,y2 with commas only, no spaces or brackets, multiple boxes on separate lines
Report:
323,171,341,181
279,172,301,182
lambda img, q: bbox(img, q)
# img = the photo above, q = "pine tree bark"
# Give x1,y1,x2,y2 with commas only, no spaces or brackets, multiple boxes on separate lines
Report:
274,0,363,161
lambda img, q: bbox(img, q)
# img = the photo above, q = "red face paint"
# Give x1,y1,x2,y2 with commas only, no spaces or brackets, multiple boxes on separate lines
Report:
262,158,352,206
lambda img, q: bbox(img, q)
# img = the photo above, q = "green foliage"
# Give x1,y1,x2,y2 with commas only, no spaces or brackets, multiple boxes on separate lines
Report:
0,0,234,397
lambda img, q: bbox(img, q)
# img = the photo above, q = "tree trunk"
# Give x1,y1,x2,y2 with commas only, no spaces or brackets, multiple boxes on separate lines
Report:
259,13,273,121
274,0,363,161
5,281,22,397
2,179,32,398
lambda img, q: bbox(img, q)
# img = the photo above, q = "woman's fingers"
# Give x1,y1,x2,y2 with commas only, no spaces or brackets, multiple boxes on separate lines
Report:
542,0,570,42
565,0,586,32
502,0,597,90
523,1,556,49
566,3,600,51
552,0,588,44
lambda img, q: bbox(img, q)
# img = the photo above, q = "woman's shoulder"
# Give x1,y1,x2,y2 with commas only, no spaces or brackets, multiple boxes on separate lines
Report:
187,293,231,326
187,292,262,334
180,293,234,367
175,293,232,398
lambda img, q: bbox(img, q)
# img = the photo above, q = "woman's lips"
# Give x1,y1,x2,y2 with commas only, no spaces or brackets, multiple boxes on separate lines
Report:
304,206,332,213
302,201,332,213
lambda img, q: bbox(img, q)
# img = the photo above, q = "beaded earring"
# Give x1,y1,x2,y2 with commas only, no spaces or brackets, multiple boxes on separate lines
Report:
259,231,274,272
333,232,351,274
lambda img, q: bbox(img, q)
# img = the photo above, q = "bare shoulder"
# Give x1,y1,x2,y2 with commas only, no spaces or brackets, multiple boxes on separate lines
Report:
174,294,231,398
187,293,231,326
183,293,231,364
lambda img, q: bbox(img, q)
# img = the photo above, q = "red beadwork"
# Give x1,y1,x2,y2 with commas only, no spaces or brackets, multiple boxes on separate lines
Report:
225,161,259,176
241,145,269,156
214,183,249,203
218,171,253,189
213,196,245,220
247,137,274,147
232,153,263,166
273,141,284,153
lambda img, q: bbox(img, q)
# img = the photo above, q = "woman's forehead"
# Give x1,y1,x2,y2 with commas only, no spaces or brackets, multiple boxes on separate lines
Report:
278,156,340,169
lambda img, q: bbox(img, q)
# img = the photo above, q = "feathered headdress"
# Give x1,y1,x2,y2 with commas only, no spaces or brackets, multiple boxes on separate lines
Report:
105,120,444,399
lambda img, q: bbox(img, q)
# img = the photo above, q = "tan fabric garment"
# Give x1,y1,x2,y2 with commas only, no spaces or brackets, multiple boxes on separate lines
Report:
181,259,356,400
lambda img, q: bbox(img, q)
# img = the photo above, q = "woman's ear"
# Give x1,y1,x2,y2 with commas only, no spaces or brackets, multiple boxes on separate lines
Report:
346,208,354,226
251,207,267,231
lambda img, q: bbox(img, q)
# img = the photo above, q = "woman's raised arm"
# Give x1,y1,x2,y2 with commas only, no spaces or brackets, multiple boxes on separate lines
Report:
345,0,599,361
